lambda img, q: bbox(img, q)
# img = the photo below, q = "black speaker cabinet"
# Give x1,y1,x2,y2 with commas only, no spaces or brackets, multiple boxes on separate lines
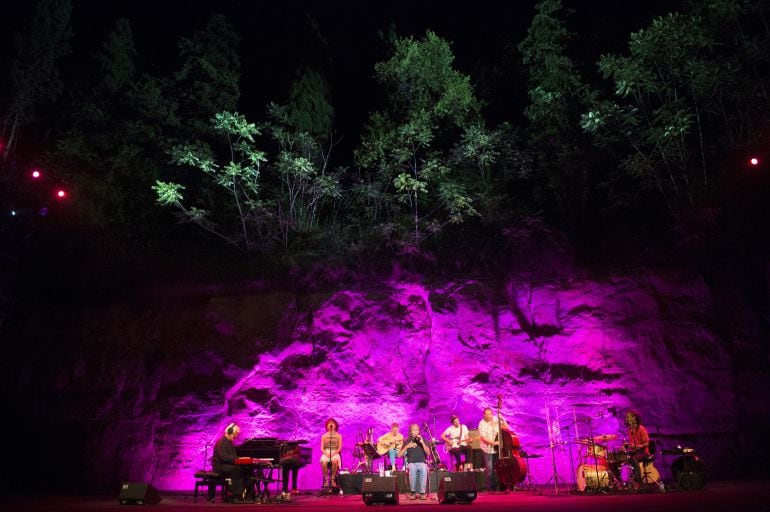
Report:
118,482,161,505
438,472,477,504
362,475,399,505
339,473,364,494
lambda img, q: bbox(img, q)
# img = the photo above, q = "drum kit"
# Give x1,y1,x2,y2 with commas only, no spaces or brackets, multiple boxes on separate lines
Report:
574,434,707,493
576,433,661,492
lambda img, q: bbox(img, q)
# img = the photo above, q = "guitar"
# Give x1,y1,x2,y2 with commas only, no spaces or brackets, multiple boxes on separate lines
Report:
445,436,471,450
376,437,403,456
443,426,471,452
624,443,661,484
638,461,661,484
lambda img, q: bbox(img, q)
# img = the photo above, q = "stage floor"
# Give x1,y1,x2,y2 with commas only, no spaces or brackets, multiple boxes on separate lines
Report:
4,481,770,512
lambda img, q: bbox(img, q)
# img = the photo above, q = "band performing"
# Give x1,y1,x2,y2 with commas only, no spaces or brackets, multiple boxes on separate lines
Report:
203,398,706,504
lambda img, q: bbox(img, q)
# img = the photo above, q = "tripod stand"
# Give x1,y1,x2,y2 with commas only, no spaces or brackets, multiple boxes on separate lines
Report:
350,431,372,473
541,403,568,495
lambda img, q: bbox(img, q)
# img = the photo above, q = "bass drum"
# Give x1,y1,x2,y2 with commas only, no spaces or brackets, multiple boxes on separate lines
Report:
577,464,609,492
672,455,707,490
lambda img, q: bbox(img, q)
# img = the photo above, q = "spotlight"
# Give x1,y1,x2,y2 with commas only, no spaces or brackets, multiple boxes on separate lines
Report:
56,189,67,199
10,210,16,216
749,157,760,166
31,169,41,179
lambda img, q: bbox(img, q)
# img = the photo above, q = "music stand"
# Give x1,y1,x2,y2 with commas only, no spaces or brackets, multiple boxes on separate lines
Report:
362,442,380,471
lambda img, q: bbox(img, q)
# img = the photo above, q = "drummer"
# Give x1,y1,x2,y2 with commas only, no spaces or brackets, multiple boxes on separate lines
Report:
624,411,650,483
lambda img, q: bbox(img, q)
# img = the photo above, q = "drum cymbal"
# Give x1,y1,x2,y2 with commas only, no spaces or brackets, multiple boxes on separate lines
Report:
592,434,617,442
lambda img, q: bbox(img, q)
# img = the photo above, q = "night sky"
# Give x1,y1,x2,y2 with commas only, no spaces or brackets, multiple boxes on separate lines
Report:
1,0,679,157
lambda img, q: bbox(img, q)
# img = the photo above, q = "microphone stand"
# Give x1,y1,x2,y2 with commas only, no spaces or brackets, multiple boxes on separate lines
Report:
422,422,439,500
564,420,577,492
203,443,211,471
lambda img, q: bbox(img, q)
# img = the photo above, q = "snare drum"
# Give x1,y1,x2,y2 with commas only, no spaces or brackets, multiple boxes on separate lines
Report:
576,464,609,492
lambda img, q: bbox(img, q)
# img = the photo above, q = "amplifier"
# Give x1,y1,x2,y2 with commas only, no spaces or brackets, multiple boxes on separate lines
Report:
362,475,399,505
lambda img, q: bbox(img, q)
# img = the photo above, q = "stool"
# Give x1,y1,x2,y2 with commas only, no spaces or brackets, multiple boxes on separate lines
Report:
193,471,229,503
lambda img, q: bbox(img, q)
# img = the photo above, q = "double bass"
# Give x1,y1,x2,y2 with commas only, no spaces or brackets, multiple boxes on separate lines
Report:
494,394,528,487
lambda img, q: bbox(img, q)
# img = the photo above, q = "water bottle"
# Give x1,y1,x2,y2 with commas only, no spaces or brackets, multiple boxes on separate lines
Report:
379,461,385,477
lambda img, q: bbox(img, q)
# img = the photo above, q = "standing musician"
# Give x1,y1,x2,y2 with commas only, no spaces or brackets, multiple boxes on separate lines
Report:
441,415,472,471
478,407,507,492
212,423,246,503
398,424,431,500
377,423,404,471
624,410,650,483
319,418,342,489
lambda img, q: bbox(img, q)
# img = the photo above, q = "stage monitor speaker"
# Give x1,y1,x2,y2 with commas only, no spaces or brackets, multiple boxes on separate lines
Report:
438,472,477,504
362,475,399,505
339,473,364,494
118,482,161,505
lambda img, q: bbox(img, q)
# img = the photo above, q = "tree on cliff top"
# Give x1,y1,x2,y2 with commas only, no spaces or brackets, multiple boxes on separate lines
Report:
1,0,72,159
354,31,483,251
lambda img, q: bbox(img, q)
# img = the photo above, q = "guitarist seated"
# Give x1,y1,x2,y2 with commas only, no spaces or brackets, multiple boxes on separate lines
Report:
376,423,404,471
441,415,472,471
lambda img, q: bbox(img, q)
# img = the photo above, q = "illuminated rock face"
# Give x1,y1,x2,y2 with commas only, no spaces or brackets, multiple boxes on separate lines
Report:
70,274,766,490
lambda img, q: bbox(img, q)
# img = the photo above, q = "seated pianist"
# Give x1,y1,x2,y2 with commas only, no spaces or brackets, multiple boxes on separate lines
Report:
212,423,247,503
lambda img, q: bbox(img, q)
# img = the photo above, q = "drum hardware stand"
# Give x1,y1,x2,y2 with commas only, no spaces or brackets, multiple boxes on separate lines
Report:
586,416,604,494
654,426,669,486
565,416,577,492
541,403,567,495
518,451,542,492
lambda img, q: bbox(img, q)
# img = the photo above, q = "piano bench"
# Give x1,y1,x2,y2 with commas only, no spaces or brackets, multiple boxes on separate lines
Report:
193,471,229,503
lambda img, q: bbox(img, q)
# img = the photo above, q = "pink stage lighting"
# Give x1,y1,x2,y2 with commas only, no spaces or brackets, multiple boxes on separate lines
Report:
31,169,41,179
56,189,67,199
749,157,760,166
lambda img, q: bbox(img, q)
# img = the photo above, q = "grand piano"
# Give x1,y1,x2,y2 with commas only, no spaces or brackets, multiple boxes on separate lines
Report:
233,438,312,502
236,437,313,467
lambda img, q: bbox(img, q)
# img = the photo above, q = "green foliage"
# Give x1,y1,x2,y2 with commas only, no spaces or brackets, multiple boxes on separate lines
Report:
518,0,592,227
581,2,770,209
519,0,583,132
265,98,342,248
157,112,265,251
285,68,334,137
2,0,72,157
173,14,241,139
355,30,483,248
52,18,176,244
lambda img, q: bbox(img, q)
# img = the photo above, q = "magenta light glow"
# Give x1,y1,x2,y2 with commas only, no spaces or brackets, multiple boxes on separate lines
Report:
86,277,737,492
750,157,759,166
31,169,41,179
56,189,66,199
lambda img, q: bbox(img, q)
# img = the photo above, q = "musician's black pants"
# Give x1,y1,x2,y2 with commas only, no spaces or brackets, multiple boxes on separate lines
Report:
449,446,472,470
212,463,245,501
